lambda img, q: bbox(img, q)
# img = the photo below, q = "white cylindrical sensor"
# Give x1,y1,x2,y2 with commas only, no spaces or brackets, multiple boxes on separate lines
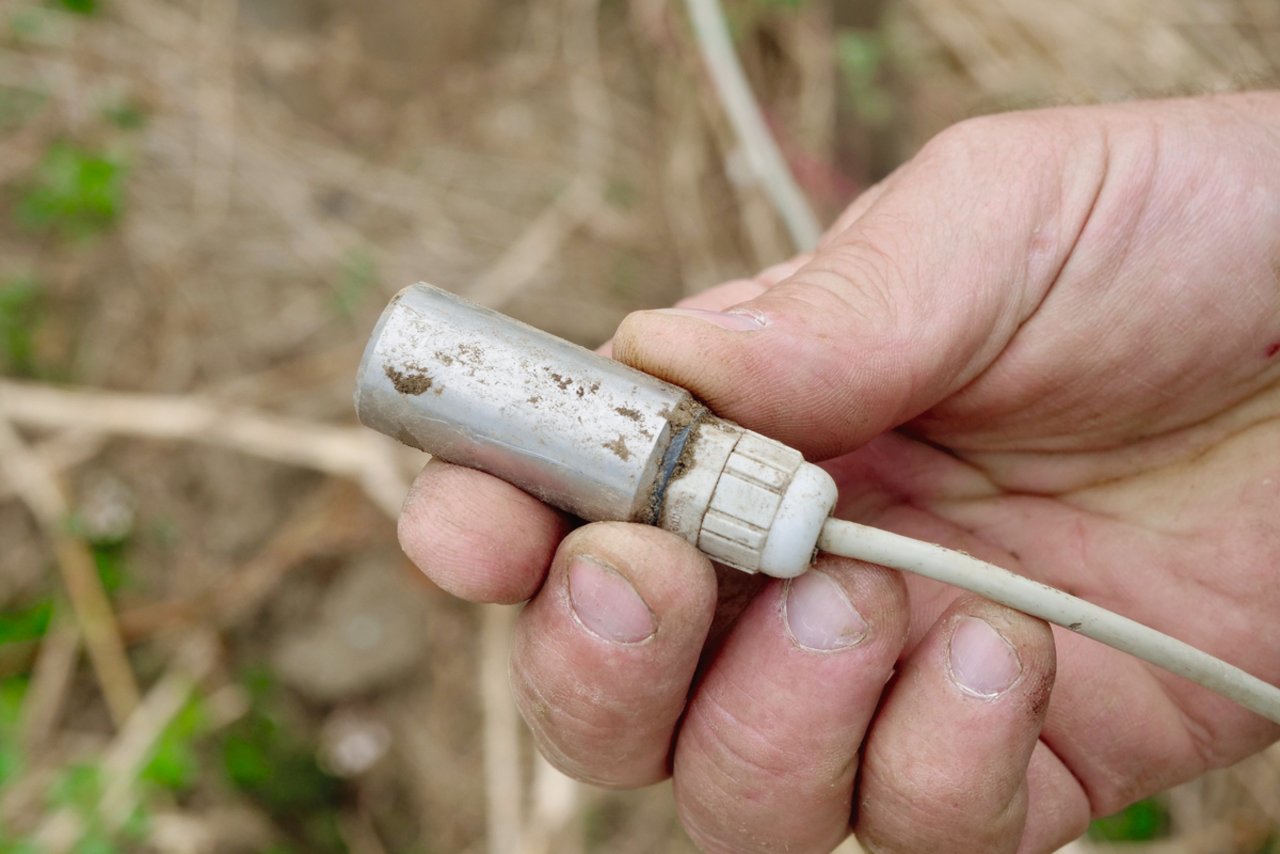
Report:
355,284,837,578
355,284,699,524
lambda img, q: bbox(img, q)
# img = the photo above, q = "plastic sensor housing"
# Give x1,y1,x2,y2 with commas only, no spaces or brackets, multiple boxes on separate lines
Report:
354,283,836,578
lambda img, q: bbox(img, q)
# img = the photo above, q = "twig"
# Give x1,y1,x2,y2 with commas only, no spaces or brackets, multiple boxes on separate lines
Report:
0,419,140,727
0,379,412,519
683,0,821,252
0,429,105,502
521,754,582,854
463,0,616,311
32,634,218,853
481,605,522,854
192,0,238,225
18,605,79,752
339,807,389,854
463,177,600,309
212,482,366,625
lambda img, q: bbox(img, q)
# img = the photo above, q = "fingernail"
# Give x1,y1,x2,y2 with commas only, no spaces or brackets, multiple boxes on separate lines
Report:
568,556,655,644
948,617,1022,698
784,571,868,651
649,307,766,332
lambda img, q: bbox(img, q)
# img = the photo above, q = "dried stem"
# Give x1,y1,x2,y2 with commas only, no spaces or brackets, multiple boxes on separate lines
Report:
31,634,217,852
481,604,522,854
0,418,140,727
683,0,821,251
0,379,412,519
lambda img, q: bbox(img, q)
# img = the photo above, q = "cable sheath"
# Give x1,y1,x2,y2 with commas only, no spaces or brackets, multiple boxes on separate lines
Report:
818,518,1280,725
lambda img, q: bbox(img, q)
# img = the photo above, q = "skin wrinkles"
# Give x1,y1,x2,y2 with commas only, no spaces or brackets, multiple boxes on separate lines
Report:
399,94,1280,854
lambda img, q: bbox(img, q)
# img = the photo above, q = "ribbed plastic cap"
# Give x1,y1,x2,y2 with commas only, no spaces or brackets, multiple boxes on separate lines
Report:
661,421,837,578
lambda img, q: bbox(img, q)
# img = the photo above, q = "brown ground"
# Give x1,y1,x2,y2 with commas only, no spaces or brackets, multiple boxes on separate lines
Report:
0,0,1277,851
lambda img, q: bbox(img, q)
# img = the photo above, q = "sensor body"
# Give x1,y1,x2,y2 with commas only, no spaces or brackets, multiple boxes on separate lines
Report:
355,284,836,578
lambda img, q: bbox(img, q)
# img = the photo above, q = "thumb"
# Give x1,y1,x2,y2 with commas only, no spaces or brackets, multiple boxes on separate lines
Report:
613,114,1107,460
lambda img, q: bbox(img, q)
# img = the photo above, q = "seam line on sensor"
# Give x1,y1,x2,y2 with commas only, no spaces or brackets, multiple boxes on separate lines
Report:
644,405,709,524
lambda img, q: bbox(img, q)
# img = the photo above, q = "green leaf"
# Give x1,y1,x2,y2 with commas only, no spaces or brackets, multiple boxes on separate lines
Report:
70,830,119,854
55,0,96,15
47,763,103,817
0,677,28,788
0,745,21,790
0,600,52,645
0,838,42,854
0,676,27,730
89,540,127,595
119,804,149,841
140,697,203,793
1088,797,1171,842
0,276,43,377
16,142,125,238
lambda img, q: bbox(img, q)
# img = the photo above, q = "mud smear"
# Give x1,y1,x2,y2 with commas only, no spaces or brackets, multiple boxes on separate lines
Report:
385,364,434,395
546,370,573,390
602,435,632,461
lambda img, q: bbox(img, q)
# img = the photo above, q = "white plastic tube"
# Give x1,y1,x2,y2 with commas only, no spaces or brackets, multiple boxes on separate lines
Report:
818,519,1280,726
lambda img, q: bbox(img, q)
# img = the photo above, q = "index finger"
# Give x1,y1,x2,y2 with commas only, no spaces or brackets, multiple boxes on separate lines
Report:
399,458,571,603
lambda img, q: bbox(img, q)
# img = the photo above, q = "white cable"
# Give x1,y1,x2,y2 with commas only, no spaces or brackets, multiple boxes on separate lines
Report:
817,519,1280,725
684,0,823,252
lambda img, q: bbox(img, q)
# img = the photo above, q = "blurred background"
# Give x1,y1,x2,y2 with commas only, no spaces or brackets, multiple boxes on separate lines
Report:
0,0,1276,851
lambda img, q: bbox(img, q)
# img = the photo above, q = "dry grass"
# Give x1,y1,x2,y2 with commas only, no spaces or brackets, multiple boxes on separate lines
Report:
0,0,1275,851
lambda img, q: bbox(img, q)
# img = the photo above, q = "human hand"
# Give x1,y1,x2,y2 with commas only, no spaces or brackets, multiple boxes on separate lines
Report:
399,92,1280,852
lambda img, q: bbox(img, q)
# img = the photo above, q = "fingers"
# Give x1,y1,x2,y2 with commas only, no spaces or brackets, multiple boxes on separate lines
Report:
854,597,1057,853
671,557,908,853
613,114,1107,460
398,459,570,603
510,522,718,787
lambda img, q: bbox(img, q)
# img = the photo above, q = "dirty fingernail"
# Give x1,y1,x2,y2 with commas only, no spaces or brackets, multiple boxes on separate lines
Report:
784,571,868,651
568,556,655,644
649,307,766,332
948,617,1022,698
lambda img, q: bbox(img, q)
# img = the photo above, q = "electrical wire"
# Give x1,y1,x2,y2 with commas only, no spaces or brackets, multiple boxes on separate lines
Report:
684,0,822,252
817,519,1280,725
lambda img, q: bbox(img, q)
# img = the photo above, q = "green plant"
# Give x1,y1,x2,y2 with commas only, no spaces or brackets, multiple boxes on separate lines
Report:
88,539,128,595
101,100,146,130
0,666,204,850
0,600,52,646
54,0,96,16
0,276,43,377
220,671,346,853
140,697,204,794
16,142,125,238
0,678,28,789
330,248,378,318
836,29,893,128
1088,797,1171,842
67,513,135,595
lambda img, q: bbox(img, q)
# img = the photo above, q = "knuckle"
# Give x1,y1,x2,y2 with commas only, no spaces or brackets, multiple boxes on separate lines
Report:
510,641,669,788
776,233,906,330
921,111,1054,174
857,744,1026,853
